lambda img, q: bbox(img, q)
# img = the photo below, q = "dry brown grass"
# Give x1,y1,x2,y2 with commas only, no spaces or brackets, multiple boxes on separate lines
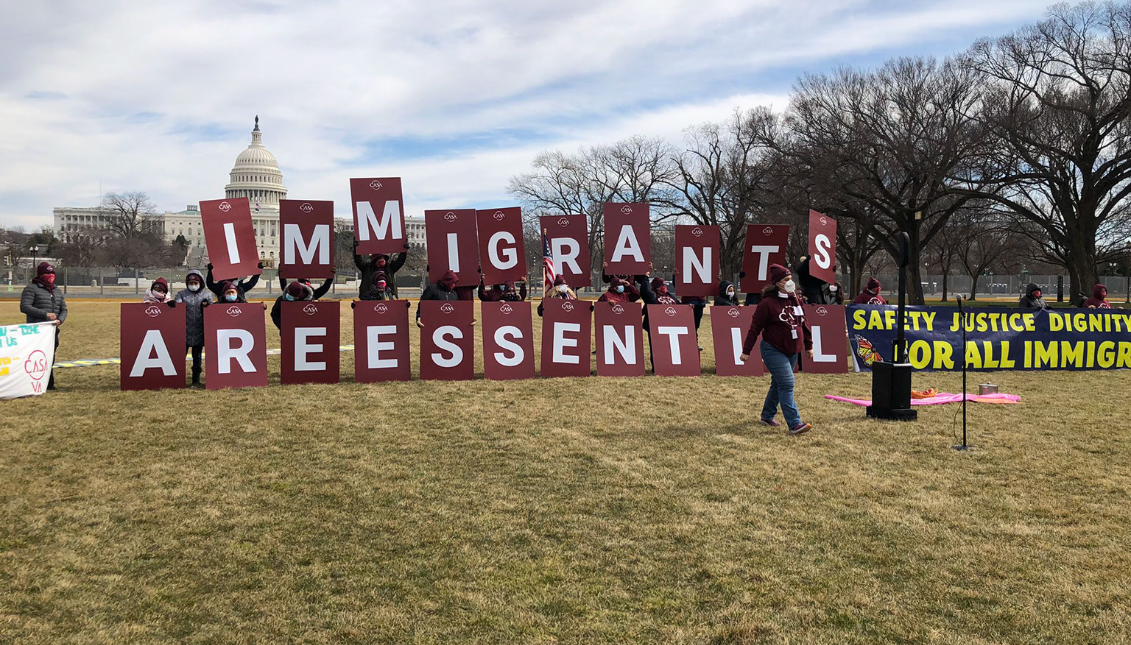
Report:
2,299,1130,644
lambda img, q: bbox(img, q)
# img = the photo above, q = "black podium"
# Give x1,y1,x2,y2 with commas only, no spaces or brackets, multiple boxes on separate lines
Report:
867,232,918,421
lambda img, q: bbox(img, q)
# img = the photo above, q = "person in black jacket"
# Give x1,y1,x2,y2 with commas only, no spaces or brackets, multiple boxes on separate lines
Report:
277,270,335,302
501,280,527,302
354,242,408,299
1019,283,1049,310
270,280,315,330
794,256,827,305
361,271,392,301
417,270,461,327
206,262,262,301
715,280,739,307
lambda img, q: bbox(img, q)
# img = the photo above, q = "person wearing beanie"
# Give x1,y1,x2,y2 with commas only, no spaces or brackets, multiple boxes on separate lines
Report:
270,280,315,330
597,277,633,304
20,261,67,391
361,271,391,301
501,280,527,302
1019,283,1048,310
739,264,814,435
1084,284,1112,309
854,277,886,305
277,269,335,302
538,274,577,316
220,281,245,303
205,261,262,301
143,277,172,303
417,270,462,327
478,277,506,302
715,280,739,307
173,269,213,387
353,241,409,299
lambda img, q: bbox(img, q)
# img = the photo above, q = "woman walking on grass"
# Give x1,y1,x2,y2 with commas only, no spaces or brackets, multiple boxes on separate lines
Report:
739,264,813,435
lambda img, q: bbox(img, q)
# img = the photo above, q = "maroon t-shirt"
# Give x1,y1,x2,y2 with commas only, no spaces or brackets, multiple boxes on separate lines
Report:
742,292,813,356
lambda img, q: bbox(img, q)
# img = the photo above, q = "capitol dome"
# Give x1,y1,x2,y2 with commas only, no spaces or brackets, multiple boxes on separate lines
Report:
224,116,287,210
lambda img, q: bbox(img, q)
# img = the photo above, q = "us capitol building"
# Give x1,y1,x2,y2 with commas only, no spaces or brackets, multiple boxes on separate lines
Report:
53,118,426,267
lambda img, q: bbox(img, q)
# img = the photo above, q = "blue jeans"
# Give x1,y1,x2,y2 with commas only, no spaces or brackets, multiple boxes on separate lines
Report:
760,342,801,427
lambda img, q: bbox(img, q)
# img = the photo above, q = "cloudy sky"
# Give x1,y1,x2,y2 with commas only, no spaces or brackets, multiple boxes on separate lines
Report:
1,0,1054,229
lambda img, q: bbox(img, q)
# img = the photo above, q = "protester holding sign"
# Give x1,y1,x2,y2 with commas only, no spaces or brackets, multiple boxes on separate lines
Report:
270,281,315,330
1019,284,1048,310
354,242,408,299
478,277,506,302
598,277,634,304
19,261,66,391
206,262,262,302
1084,284,1113,309
417,270,461,327
739,264,813,435
219,281,245,304
853,278,886,305
143,278,173,304
795,256,830,305
277,272,334,302
715,281,739,307
537,275,577,317
173,269,213,387
361,272,392,301
501,281,527,302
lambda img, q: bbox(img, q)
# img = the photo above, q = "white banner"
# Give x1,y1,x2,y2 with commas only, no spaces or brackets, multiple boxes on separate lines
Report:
0,322,57,399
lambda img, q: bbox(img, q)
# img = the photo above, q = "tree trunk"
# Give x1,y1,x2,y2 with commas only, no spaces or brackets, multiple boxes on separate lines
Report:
906,242,925,305
968,274,980,301
1068,246,1098,306
941,271,949,302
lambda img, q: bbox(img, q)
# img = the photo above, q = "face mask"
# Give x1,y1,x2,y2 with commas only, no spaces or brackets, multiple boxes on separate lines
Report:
285,293,295,301
188,283,201,292
657,286,668,296
783,280,796,294
484,285,492,291
1033,291,1042,299
377,259,387,267
726,289,735,297
829,285,838,292
558,284,569,294
616,285,624,294
41,274,55,285
377,282,387,289
225,294,238,302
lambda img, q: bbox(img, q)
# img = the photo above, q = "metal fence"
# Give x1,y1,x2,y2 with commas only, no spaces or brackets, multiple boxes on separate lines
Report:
875,274,1131,301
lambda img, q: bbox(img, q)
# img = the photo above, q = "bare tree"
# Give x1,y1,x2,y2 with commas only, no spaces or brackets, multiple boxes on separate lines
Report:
965,2,1131,302
101,191,165,269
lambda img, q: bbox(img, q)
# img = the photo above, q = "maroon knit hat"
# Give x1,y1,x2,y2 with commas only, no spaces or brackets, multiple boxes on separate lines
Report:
37,261,55,275
866,277,881,292
151,277,169,293
285,281,306,298
553,275,567,286
768,263,791,284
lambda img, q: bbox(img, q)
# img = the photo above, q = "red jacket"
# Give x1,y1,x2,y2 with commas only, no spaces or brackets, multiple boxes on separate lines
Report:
853,290,886,305
742,292,813,356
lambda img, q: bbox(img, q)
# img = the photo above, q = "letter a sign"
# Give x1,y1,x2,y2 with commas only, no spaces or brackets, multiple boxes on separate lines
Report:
351,177,407,254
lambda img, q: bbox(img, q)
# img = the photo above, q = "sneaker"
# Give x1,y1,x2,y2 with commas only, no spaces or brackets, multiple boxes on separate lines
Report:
788,422,811,435
760,418,781,427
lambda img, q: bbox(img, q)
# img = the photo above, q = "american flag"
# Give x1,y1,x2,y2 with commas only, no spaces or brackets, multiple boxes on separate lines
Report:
542,229,555,293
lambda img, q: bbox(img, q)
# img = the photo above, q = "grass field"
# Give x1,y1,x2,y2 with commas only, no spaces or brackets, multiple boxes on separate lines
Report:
2,299,1130,644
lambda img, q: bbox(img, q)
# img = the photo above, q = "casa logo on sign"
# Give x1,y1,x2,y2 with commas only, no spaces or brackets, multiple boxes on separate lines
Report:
219,201,232,212
562,301,575,312
691,227,703,237
144,305,162,318
444,211,457,222
440,302,455,314
611,303,624,315
664,306,677,316
303,304,318,315
816,306,829,316
500,303,513,315
820,216,828,225
557,217,569,227
620,205,632,214
762,227,773,236
493,210,506,221
727,308,740,318
300,202,314,213
226,306,242,318
375,303,389,314
24,349,48,383
369,180,383,191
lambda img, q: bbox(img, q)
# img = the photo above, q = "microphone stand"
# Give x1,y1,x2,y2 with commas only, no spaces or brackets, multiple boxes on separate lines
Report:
953,295,970,451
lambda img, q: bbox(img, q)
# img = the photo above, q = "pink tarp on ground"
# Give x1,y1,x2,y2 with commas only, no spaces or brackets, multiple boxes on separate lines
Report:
825,392,1021,407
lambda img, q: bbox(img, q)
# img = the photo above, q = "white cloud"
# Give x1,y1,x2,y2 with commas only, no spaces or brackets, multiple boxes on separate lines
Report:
0,0,1052,229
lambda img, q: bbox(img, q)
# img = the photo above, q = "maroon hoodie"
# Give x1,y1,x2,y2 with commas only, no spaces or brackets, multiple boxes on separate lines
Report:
1083,284,1111,309
742,290,813,356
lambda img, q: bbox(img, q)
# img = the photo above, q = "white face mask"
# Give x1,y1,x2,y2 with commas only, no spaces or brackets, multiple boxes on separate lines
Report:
829,285,838,292
557,284,568,294
783,280,796,294
726,289,735,297
188,283,200,292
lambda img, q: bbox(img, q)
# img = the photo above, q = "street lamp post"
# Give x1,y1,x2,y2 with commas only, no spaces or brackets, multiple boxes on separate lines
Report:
30,244,39,283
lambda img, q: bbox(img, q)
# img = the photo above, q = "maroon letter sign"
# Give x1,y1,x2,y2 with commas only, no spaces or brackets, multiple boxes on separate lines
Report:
647,304,699,376
476,207,526,284
740,224,790,293
279,199,334,279
353,299,411,382
351,177,406,254
802,304,848,373
419,300,475,381
204,303,268,390
603,203,651,275
280,300,340,385
709,306,764,377
675,224,720,297
539,214,591,287
808,210,837,284
594,301,644,377
425,209,479,283
481,301,536,380
539,297,592,378
120,302,186,391
200,197,261,281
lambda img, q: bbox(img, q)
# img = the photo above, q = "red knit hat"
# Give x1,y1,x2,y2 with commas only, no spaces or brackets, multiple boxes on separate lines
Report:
553,275,567,286
151,277,169,293
37,261,55,275
866,277,881,292
768,263,791,284
285,281,306,298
